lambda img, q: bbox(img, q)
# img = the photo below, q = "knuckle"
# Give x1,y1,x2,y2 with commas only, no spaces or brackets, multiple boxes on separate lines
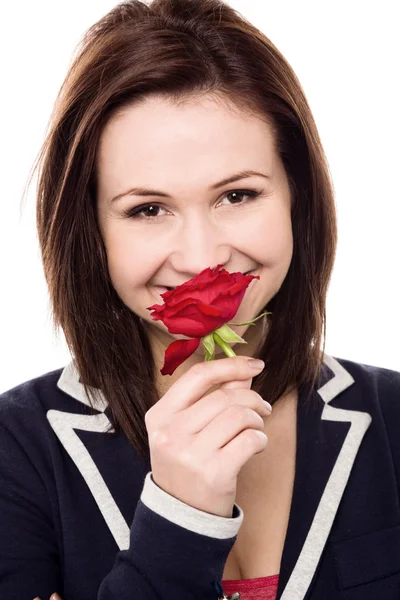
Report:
144,408,154,427
149,428,170,447
179,446,196,469
247,428,262,447
254,429,268,445
246,407,264,428
214,388,230,406
250,392,266,412
252,411,265,427
190,362,204,378
226,356,245,377
257,413,266,427
227,404,245,422
241,428,254,444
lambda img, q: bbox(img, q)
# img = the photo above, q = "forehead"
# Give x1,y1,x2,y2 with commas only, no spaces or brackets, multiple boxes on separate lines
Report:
96,95,278,195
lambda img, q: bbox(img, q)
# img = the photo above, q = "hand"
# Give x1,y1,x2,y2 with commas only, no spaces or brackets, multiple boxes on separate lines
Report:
33,594,62,600
146,355,271,518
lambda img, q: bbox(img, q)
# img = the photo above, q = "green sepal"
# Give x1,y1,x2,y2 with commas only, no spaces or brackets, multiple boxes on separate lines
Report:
202,333,215,361
204,350,215,361
213,323,247,344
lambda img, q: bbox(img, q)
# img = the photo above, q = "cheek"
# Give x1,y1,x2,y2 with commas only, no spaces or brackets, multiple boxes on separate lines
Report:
249,210,293,265
104,228,168,298
103,228,146,286
269,223,293,264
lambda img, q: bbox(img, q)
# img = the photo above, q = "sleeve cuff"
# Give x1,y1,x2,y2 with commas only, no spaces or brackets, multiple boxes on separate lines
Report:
140,471,244,539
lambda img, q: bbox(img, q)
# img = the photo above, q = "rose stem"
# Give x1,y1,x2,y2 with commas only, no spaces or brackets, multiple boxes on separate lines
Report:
213,332,236,358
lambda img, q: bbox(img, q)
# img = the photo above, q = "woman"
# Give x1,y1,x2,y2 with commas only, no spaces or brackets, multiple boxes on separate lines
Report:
1,0,399,599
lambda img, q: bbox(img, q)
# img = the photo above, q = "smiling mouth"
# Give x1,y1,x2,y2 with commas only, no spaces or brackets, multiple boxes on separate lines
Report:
156,270,255,292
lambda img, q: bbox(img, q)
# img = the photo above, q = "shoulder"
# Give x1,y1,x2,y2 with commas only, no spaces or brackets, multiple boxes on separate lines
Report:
332,354,399,385
331,354,400,427
0,366,65,432
333,355,400,397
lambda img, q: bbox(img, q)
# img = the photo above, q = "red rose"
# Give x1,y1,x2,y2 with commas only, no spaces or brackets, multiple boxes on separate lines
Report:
146,264,259,376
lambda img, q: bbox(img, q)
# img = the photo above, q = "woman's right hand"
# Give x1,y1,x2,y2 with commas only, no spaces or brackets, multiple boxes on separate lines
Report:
145,355,272,518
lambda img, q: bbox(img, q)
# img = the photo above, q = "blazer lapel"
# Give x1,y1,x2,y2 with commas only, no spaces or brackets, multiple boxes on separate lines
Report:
50,361,134,550
56,360,109,413
277,354,372,600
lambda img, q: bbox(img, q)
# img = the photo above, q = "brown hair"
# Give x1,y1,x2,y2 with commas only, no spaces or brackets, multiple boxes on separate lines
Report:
23,0,337,462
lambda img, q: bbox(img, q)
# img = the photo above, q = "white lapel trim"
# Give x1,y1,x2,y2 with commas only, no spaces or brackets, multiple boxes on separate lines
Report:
57,360,109,412
280,354,372,600
53,361,131,550
46,409,129,550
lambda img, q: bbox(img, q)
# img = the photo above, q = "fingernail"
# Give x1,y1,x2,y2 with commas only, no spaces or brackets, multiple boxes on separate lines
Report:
263,400,272,412
247,359,265,370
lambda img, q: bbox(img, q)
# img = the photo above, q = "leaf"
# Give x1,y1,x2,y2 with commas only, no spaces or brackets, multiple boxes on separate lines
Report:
228,310,272,327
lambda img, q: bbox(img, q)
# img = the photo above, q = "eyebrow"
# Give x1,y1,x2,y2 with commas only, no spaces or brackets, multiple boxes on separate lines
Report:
109,170,271,204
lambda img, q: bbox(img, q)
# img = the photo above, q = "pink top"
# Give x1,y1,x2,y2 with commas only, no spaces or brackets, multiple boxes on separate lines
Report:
221,574,279,599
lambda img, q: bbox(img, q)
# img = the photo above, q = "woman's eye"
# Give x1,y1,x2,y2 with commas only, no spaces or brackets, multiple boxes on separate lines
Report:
220,189,261,206
122,189,261,220
126,204,165,219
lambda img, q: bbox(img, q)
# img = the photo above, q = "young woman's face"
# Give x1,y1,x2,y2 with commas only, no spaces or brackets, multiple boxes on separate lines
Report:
96,94,293,366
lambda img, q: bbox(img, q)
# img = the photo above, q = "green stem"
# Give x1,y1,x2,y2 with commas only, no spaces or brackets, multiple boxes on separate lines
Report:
228,310,271,327
213,332,237,357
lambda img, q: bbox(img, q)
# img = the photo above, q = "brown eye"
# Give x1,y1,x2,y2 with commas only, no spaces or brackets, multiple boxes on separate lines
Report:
220,189,261,206
122,203,166,219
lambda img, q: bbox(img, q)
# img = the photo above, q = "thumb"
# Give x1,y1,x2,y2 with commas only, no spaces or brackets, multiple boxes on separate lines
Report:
218,356,255,391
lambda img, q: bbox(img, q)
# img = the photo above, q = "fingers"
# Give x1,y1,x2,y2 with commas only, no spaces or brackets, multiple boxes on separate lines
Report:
154,355,264,414
33,594,62,600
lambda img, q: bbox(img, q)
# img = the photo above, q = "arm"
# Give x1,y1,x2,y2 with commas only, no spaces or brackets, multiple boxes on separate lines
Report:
0,422,62,600
97,472,243,599
0,423,242,600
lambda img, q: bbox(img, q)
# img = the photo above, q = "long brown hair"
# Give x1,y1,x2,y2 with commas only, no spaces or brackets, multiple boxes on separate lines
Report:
23,0,337,462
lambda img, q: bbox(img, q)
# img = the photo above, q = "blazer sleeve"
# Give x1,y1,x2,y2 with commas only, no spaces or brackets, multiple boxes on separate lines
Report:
98,472,243,599
0,422,62,600
376,365,400,495
0,422,242,600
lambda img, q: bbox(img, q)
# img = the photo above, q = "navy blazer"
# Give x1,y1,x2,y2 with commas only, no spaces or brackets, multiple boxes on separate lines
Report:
0,353,400,600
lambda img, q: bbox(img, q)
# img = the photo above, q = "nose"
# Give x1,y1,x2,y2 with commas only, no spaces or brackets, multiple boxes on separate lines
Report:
169,212,231,276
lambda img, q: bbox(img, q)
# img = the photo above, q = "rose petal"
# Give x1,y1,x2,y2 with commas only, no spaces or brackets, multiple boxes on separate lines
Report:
160,338,201,376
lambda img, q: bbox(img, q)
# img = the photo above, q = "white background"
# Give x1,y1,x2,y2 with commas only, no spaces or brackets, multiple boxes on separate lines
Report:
1,0,399,393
